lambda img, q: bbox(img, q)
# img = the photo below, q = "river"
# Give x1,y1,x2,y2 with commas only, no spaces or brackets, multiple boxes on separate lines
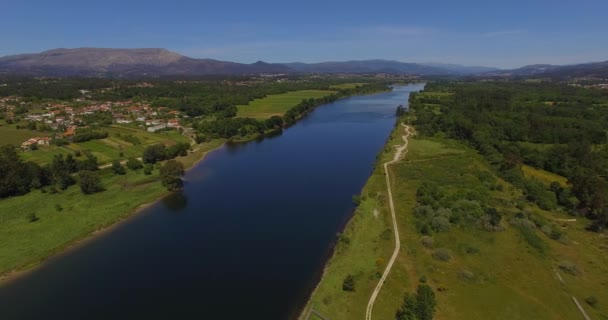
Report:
0,84,424,319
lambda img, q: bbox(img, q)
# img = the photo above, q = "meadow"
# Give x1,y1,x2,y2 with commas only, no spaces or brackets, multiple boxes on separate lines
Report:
20,125,190,165
302,125,608,320
236,90,336,119
0,123,46,146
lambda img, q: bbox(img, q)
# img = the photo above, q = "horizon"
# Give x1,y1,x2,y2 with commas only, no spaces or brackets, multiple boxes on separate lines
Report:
1,0,607,68
1,46,606,70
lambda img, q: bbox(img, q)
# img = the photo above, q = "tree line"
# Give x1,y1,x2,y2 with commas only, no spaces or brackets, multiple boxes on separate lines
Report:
408,81,608,231
195,82,390,140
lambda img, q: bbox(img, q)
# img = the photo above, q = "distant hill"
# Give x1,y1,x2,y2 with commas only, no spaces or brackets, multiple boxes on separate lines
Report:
482,61,608,78
419,63,499,74
0,48,499,77
0,48,605,78
284,60,495,75
285,60,447,75
0,48,292,77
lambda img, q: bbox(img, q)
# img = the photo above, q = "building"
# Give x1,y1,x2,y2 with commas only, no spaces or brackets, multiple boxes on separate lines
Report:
147,124,167,132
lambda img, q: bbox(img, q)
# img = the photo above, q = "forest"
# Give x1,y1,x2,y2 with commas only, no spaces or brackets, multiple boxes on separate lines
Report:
409,81,608,231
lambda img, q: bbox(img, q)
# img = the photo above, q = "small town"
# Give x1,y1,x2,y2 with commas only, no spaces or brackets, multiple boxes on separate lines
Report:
0,96,185,151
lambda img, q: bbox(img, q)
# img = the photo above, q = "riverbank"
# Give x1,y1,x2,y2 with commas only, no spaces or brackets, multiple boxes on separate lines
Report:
298,121,408,320
0,138,225,281
0,86,391,282
299,122,608,319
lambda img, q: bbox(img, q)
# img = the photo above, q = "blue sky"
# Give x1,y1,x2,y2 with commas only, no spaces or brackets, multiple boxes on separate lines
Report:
1,0,607,68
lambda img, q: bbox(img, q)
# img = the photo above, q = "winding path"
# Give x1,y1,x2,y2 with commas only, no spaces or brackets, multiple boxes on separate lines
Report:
365,124,412,320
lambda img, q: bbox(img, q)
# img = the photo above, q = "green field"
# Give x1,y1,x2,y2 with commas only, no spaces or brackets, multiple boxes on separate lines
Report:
329,83,366,90
0,138,224,277
522,164,569,187
236,90,336,119
0,125,46,146
302,125,608,320
20,125,190,165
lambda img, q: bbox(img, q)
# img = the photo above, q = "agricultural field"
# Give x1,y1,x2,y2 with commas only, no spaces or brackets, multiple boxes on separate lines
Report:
20,125,190,165
303,126,608,320
329,83,366,90
236,90,336,119
0,123,46,146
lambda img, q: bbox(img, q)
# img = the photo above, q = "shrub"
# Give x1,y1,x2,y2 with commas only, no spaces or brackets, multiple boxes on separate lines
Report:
77,170,104,194
352,194,361,206
126,158,143,171
431,216,451,232
459,270,475,281
558,260,578,275
380,229,392,240
585,296,598,308
421,236,434,248
433,248,451,262
143,163,153,175
55,204,63,212
338,233,350,245
342,275,355,292
111,160,126,175
27,212,39,222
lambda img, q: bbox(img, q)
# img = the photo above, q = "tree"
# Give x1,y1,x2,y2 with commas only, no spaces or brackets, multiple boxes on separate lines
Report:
143,163,153,175
415,283,436,320
342,274,355,292
143,144,167,164
396,105,406,117
159,160,185,191
111,160,126,175
395,293,417,320
78,170,104,194
126,158,143,171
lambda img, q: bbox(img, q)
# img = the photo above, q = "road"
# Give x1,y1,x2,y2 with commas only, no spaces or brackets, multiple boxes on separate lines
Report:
365,124,412,320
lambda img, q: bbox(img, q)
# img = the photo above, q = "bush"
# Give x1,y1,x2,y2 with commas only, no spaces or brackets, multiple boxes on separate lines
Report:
55,204,63,212
585,296,598,308
342,275,355,292
352,194,361,206
78,170,104,194
111,160,126,175
126,158,143,171
27,212,39,223
421,236,434,248
558,260,578,275
459,270,475,281
433,248,451,262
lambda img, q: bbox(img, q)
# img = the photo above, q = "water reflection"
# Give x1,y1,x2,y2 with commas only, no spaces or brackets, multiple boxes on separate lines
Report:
161,191,189,212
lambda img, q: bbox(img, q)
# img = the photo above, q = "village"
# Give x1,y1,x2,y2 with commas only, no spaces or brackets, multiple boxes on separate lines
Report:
0,96,185,151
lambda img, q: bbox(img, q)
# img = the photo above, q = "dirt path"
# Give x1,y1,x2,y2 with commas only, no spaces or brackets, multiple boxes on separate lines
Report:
98,157,143,169
365,124,412,320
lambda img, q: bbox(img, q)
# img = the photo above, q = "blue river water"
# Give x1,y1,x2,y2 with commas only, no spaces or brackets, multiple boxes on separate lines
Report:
0,84,424,319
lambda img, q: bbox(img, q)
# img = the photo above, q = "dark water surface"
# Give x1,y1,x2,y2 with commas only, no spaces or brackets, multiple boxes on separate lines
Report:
0,84,424,320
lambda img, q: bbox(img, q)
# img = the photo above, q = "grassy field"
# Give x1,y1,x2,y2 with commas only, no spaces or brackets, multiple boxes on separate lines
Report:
0,124,46,146
0,138,224,277
20,125,190,165
522,164,569,187
329,83,366,90
302,125,608,320
236,90,336,119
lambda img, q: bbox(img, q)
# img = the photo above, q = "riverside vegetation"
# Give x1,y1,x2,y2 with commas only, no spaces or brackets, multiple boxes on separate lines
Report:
302,81,608,320
0,76,391,277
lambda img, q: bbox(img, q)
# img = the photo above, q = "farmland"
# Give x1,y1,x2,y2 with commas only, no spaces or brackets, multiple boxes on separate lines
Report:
236,90,336,119
20,125,190,165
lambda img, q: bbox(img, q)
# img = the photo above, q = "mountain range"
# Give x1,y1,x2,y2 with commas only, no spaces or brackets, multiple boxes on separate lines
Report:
0,48,606,78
